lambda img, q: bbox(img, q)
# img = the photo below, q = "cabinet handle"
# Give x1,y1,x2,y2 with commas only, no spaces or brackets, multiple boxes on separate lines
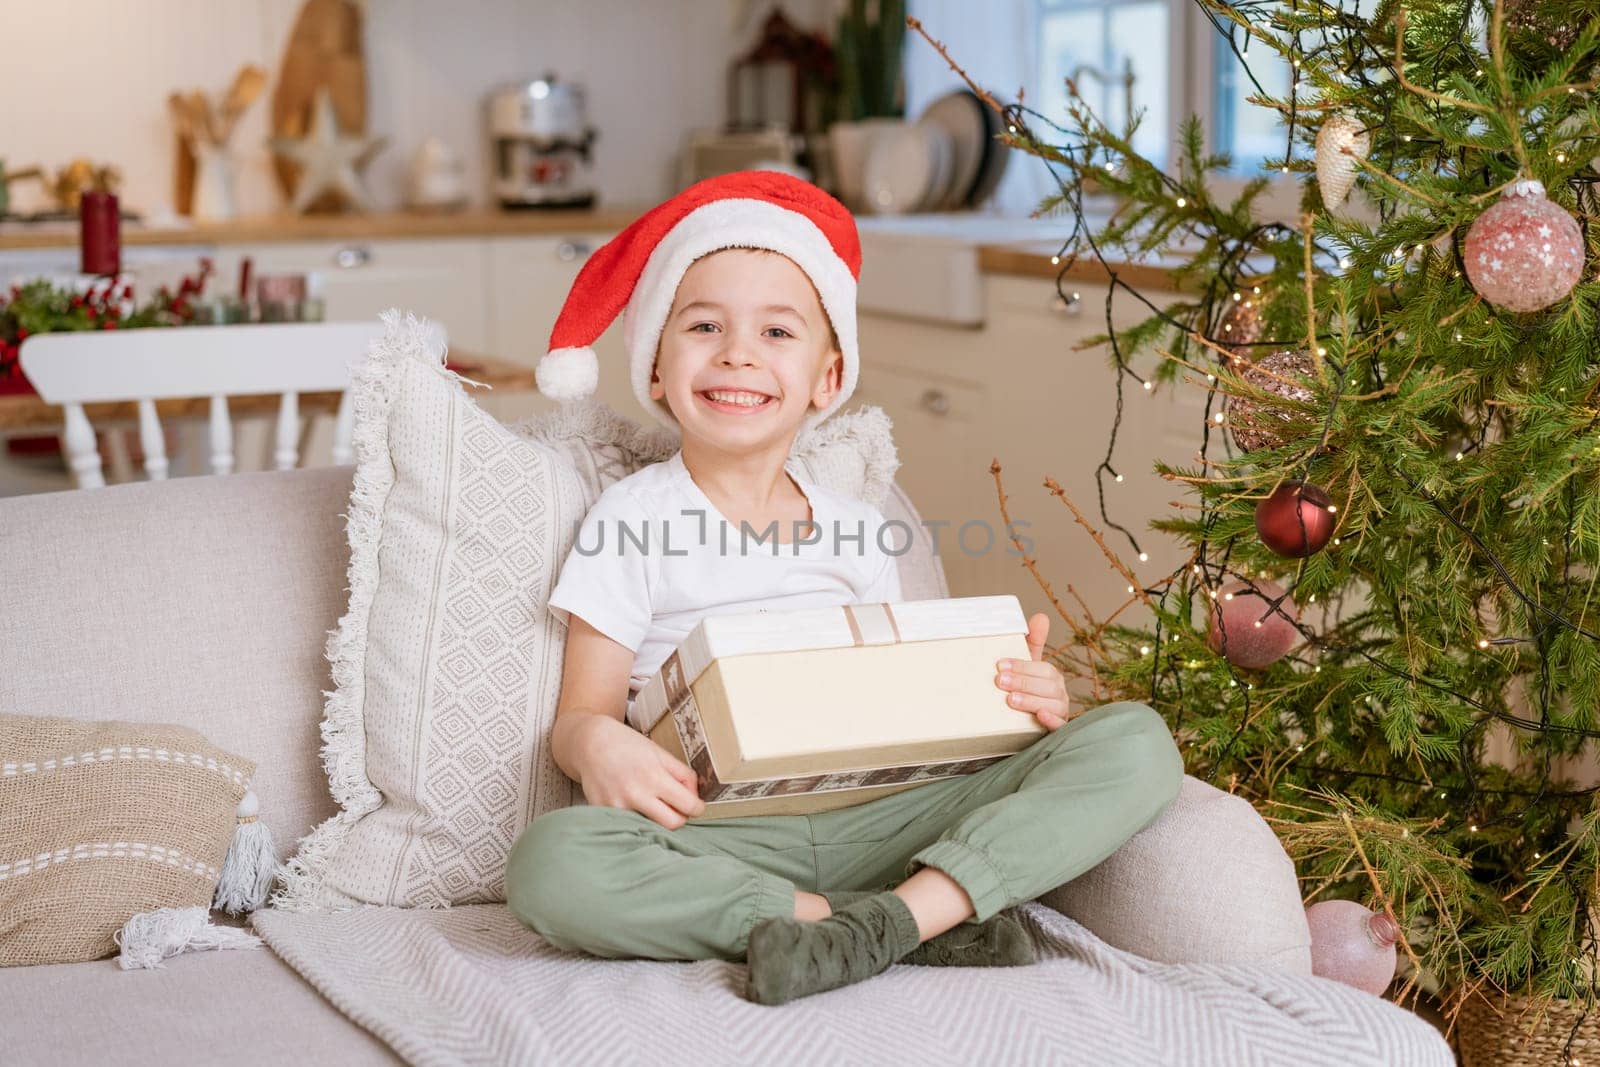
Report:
334,246,372,269
556,240,594,262
920,388,950,415
1047,292,1081,316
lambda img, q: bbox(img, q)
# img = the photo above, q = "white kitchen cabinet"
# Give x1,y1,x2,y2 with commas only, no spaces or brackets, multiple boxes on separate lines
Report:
207,237,491,353
844,357,1010,600
484,232,627,423
845,310,1005,599
856,271,1208,637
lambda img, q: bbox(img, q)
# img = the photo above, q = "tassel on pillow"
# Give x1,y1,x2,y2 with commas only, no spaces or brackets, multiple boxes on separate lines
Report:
214,789,281,916
112,790,279,971
115,907,261,970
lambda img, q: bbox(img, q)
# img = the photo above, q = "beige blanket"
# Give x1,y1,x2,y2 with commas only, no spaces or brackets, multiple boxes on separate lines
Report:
253,901,1452,1066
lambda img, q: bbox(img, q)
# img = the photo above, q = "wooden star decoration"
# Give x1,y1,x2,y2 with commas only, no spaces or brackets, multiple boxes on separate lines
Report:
270,86,388,213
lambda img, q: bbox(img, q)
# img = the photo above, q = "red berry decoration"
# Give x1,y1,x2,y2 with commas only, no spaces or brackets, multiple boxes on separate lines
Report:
1206,579,1300,669
1255,481,1336,558
1463,177,1584,313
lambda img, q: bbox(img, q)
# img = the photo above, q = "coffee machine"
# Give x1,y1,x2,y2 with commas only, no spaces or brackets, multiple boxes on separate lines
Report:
485,73,598,209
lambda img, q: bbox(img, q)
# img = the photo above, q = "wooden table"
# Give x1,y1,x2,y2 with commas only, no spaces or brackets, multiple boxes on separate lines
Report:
0,351,538,433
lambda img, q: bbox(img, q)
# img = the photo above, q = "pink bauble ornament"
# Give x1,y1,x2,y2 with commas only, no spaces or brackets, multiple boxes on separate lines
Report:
1463,177,1584,313
1305,900,1400,997
1206,579,1300,669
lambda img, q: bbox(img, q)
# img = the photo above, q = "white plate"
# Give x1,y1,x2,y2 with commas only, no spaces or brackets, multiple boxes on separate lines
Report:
863,123,941,215
918,90,988,210
915,123,955,212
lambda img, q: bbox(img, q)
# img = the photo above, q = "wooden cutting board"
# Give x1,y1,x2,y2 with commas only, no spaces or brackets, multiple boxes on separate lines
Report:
270,0,368,211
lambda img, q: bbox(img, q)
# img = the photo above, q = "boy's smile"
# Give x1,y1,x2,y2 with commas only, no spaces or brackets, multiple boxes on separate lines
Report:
696,387,777,414
649,247,842,449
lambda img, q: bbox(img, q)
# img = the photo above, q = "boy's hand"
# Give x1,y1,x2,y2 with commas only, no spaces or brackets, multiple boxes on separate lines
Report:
569,714,707,830
995,612,1071,731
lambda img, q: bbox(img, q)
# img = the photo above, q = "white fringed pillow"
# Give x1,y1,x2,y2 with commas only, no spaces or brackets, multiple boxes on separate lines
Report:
274,311,900,910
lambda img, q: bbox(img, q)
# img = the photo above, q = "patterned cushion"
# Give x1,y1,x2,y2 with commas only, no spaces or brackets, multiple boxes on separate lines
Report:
0,713,251,965
273,311,902,910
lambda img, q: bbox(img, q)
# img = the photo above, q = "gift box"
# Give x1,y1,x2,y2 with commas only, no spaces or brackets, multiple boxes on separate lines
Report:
632,594,1049,819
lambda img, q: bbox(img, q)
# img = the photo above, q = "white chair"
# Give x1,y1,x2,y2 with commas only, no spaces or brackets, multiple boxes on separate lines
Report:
17,321,383,489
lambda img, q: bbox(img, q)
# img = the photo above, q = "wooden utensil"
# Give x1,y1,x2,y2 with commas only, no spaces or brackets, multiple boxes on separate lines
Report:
187,89,218,146
169,92,200,214
217,65,268,144
173,114,196,215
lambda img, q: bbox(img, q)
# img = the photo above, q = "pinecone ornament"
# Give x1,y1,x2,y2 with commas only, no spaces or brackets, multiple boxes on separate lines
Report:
1315,114,1370,212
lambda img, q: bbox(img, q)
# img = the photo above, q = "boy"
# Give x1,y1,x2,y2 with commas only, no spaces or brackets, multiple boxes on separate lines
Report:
506,170,1183,1005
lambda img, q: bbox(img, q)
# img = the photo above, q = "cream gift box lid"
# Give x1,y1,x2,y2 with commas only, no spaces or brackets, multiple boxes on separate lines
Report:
627,594,1033,738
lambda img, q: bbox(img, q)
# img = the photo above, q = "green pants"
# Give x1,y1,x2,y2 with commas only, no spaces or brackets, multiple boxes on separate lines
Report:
506,700,1183,962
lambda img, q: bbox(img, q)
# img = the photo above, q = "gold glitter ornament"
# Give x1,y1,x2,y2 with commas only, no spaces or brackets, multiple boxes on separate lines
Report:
1224,349,1318,453
1504,0,1591,52
1216,292,1266,366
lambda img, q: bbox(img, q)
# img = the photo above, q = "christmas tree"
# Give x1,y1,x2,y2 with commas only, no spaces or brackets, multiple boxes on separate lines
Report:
913,0,1600,1041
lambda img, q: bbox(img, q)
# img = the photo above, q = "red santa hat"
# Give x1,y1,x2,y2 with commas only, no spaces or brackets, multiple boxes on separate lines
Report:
535,169,862,436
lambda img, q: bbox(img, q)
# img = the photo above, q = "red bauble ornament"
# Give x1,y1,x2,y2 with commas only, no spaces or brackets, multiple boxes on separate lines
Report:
1463,177,1584,313
1305,900,1400,997
1255,481,1336,558
1206,579,1300,669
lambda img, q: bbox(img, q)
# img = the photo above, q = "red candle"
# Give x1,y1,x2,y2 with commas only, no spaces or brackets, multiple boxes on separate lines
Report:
79,190,121,276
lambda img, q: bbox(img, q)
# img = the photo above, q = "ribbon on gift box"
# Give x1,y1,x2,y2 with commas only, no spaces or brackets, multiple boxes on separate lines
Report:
842,601,902,646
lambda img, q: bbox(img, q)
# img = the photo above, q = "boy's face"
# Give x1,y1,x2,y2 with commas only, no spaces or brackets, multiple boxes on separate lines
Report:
648,248,844,450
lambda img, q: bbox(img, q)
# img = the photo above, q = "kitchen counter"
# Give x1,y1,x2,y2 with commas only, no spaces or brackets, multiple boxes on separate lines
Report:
0,206,650,251
0,205,1198,295
977,239,1188,293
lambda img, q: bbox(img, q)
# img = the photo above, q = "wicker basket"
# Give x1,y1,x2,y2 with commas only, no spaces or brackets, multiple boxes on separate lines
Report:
1457,989,1600,1067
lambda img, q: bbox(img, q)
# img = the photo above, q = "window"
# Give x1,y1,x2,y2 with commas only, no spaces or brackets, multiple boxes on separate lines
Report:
1211,31,1294,177
905,0,1393,216
1036,0,1171,172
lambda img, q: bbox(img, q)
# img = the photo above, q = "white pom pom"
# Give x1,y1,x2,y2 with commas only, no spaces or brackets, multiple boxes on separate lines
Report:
536,346,600,400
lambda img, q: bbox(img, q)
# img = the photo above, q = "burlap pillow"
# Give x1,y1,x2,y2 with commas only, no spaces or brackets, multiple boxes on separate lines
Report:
273,311,901,911
0,713,252,966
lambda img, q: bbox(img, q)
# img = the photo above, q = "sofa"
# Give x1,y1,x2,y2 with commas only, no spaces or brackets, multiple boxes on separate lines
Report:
0,463,1454,1065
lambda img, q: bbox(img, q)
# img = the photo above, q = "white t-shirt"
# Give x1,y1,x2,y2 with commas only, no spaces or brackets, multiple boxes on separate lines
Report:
546,449,904,724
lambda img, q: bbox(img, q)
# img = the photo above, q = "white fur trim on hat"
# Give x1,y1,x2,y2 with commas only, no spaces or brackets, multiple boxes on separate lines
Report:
536,346,600,400
620,198,858,437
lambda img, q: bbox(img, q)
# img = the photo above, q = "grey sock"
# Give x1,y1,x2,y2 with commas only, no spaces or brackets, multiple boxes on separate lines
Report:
821,888,1037,968
744,891,922,1005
